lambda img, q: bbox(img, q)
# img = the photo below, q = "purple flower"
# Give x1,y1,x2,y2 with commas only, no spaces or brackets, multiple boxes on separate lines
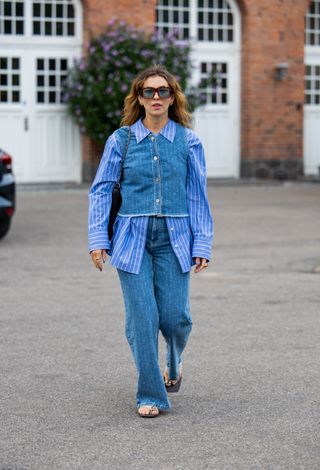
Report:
107,17,117,26
121,84,128,92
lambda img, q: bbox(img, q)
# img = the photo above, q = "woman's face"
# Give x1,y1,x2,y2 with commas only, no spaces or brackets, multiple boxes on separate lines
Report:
138,75,174,120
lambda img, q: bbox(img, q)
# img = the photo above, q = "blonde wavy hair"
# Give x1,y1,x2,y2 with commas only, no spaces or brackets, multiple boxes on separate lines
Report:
121,65,192,128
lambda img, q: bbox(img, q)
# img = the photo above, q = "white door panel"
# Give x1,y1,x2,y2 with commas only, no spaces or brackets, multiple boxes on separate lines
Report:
0,110,28,180
32,110,80,181
304,53,320,176
0,0,82,183
192,51,240,178
304,2,320,176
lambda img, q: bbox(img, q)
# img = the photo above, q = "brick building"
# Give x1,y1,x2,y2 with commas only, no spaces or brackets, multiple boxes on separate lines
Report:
0,0,319,182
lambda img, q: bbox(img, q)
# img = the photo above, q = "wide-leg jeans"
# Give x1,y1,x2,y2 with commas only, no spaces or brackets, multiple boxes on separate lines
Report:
117,216,193,410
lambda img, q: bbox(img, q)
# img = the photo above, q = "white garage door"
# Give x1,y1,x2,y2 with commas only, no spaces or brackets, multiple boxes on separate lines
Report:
0,0,82,183
156,0,241,178
304,0,320,176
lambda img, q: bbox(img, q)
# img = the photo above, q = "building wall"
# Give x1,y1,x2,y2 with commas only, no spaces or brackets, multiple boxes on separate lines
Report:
82,0,311,180
240,0,310,178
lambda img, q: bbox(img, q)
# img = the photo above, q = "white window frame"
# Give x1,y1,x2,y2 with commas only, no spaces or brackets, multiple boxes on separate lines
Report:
156,0,240,47
0,0,82,45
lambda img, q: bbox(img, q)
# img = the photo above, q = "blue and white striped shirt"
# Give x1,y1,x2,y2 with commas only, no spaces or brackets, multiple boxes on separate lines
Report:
88,118,213,274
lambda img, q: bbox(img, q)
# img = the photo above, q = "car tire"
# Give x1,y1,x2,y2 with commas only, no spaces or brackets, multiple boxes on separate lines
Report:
0,215,11,239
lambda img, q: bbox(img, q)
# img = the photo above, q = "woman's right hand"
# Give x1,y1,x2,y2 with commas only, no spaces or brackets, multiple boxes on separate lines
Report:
90,249,108,272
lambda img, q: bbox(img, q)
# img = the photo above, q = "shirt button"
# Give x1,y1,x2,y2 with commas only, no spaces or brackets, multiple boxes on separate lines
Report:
170,227,174,231
154,156,158,161
155,177,160,183
150,136,155,141
156,198,160,204
174,244,178,248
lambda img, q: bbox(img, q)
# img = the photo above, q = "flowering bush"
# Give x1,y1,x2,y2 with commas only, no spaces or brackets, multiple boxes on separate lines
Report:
63,19,203,145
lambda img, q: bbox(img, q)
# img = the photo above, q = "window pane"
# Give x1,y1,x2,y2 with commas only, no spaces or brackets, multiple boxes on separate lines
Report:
12,74,19,86
0,74,7,85
49,59,56,70
49,91,56,103
67,22,74,36
0,58,8,69
33,3,41,17
4,2,12,16
45,3,52,17
56,4,63,18
16,20,23,34
49,75,56,86
0,90,8,102
37,75,44,86
37,91,45,103
4,20,12,34
12,90,19,102
33,21,41,34
37,59,44,70
67,4,74,18
56,22,63,35
45,21,52,35
60,59,68,70
16,2,24,16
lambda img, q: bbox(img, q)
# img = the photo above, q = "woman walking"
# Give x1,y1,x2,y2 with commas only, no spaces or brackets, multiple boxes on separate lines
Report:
88,65,213,418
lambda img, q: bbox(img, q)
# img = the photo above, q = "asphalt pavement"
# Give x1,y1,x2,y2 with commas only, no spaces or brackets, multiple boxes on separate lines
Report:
0,181,319,470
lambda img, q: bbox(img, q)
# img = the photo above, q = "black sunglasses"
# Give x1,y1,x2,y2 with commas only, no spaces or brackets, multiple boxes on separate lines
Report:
140,86,172,99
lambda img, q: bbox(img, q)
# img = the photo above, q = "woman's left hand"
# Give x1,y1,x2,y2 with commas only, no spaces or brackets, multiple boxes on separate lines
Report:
194,257,208,273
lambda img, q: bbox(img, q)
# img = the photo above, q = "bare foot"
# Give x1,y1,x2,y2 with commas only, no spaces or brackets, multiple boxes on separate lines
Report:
138,405,159,417
163,367,182,386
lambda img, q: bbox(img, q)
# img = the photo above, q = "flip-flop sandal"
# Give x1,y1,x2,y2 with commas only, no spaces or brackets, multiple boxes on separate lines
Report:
138,405,160,418
164,372,183,393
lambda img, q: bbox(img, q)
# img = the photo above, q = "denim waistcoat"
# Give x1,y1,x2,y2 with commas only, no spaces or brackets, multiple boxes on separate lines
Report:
116,124,189,217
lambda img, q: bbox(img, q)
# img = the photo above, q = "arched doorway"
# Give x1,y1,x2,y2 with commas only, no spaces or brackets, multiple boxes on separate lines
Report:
156,0,241,178
0,0,83,183
304,0,320,176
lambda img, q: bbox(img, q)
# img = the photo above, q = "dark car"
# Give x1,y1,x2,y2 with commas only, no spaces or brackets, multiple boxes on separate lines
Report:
0,148,15,239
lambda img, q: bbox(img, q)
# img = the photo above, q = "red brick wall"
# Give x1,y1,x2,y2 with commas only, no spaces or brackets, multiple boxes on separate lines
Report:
240,0,310,165
82,0,157,44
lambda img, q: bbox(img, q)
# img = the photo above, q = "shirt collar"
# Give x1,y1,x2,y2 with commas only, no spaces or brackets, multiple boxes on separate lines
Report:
131,118,177,143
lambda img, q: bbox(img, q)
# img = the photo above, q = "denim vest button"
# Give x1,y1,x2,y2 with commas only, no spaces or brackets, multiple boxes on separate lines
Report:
156,198,160,204
153,156,158,161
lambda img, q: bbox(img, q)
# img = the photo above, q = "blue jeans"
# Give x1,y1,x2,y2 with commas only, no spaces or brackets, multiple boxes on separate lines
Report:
117,216,192,410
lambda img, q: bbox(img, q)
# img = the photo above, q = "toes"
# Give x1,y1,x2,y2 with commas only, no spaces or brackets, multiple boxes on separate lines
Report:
138,406,159,416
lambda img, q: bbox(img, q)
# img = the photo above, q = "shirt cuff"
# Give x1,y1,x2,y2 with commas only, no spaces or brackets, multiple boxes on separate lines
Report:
88,231,111,253
192,238,212,261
